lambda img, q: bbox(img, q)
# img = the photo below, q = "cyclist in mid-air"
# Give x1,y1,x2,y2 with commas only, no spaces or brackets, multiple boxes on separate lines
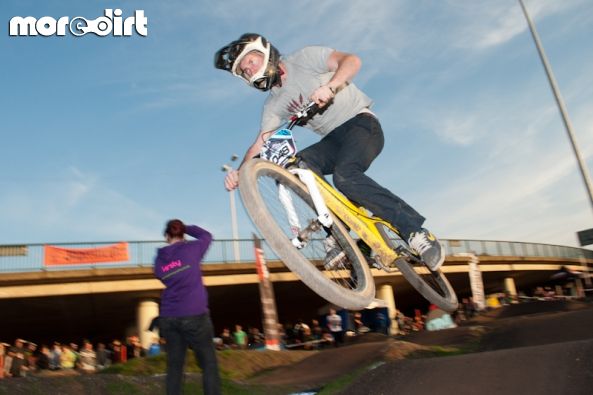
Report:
214,33,445,271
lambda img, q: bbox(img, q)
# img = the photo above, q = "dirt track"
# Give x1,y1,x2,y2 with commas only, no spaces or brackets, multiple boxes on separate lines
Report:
344,339,593,395
251,299,593,394
343,300,593,395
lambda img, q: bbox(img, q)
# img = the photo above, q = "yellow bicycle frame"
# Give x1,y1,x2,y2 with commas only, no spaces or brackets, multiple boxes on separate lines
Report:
310,172,399,266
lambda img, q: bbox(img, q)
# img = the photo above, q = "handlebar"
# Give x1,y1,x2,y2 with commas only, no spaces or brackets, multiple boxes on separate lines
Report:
287,101,319,130
286,82,349,130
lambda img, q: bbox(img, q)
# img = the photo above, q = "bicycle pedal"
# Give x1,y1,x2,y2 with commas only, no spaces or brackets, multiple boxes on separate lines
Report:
371,256,399,273
395,245,421,262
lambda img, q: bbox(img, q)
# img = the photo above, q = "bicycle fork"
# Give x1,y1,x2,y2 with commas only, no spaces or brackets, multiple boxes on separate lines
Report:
278,168,333,249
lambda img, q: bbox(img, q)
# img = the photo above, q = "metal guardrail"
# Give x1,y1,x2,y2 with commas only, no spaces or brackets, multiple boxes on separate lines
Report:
0,239,591,273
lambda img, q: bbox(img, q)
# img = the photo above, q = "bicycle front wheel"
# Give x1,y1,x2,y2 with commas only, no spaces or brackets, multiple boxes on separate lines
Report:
377,225,458,312
239,159,375,310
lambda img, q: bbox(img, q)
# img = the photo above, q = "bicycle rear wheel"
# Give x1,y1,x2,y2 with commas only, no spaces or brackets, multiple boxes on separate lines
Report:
377,224,458,312
239,159,375,310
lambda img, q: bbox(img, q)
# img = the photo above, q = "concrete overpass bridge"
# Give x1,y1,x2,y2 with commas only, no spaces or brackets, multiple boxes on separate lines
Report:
0,238,591,347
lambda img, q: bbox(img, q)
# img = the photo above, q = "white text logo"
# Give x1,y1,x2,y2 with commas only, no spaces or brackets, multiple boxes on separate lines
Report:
9,9,148,37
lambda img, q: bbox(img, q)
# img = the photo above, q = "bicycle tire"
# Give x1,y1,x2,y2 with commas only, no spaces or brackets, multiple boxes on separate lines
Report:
376,224,458,312
239,159,375,310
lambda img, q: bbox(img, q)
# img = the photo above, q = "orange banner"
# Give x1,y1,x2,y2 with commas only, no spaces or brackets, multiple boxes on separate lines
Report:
44,242,129,266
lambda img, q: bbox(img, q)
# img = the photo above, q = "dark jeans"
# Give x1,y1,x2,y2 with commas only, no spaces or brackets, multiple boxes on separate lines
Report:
298,113,425,239
331,330,344,347
160,313,221,395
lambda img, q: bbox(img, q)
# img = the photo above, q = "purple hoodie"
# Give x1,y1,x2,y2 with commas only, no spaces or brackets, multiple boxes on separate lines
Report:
154,225,213,317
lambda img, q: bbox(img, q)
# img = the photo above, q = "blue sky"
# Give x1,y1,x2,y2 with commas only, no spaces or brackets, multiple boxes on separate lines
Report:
1,0,592,249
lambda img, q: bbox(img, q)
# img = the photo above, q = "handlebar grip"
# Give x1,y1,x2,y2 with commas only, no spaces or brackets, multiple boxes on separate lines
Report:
289,83,349,129
306,102,319,116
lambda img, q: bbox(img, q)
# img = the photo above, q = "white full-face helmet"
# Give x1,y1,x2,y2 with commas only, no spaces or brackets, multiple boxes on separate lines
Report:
214,33,282,91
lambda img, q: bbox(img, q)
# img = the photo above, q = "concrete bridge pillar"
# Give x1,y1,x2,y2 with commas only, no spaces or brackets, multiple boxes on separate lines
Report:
137,299,159,350
376,283,398,335
575,278,585,298
504,277,518,303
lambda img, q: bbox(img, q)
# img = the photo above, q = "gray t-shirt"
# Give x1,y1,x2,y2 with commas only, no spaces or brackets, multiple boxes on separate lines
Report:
260,46,373,136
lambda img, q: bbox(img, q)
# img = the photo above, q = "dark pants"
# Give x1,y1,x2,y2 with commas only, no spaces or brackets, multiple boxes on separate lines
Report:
298,113,425,239
331,330,344,347
160,313,221,395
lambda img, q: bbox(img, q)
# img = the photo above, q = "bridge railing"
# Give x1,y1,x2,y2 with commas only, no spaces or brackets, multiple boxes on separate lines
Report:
0,239,591,273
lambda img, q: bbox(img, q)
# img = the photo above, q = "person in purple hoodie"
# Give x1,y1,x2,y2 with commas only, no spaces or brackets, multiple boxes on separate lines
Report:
154,219,221,395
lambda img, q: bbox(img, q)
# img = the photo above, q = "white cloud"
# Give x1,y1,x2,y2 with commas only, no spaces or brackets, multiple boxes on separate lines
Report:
425,122,592,246
444,0,589,51
434,2,521,51
0,168,162,243
429,113,481,146
378,63,593,247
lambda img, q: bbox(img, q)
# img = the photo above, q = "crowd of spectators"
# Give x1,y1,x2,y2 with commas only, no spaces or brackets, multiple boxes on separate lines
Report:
1,313,359,381
0,335,161,380
214,320,335,351
214,306,397,351
0,303,466,379
2,311,367,380
393,288,577,335
3,285,581,380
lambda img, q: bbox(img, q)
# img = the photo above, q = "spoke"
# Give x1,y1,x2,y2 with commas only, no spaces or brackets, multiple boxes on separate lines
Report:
257,172,363,293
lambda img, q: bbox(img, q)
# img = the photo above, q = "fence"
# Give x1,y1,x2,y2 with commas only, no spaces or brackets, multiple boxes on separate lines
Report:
0,239,591,273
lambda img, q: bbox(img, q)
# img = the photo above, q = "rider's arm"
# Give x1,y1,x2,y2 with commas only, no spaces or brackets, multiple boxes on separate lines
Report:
242,129,274,167
225,93,286,191
326,50,361,91
310,50,361,106
224,129,274,191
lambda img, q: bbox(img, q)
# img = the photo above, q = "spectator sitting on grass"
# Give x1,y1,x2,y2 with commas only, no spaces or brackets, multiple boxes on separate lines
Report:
60,344,76,370
96,343,111,370
233,325,248,350
78,340,97,373
220,328,233,350
8,339,28,378
36,345,50,370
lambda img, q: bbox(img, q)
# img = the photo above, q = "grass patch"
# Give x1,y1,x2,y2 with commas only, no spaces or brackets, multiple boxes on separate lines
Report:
180,377,265,395
0,383,45,395
407,345,467,359
94,349,315,395
101,349,313,382
317,363,381,395
182,381,201,393
102,354,168,376
220,380,273,395
105,380,143,395
217,349,312,380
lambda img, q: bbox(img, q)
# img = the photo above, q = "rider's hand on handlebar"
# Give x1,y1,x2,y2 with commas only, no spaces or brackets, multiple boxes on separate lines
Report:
310,85,335,108
224,169,239,191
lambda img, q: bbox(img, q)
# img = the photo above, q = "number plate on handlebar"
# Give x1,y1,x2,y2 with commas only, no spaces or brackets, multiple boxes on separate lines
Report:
260,129,297,167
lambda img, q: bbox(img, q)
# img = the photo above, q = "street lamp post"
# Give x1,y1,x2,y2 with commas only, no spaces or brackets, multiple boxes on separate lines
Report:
222,155,241,262
518,0,593,214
